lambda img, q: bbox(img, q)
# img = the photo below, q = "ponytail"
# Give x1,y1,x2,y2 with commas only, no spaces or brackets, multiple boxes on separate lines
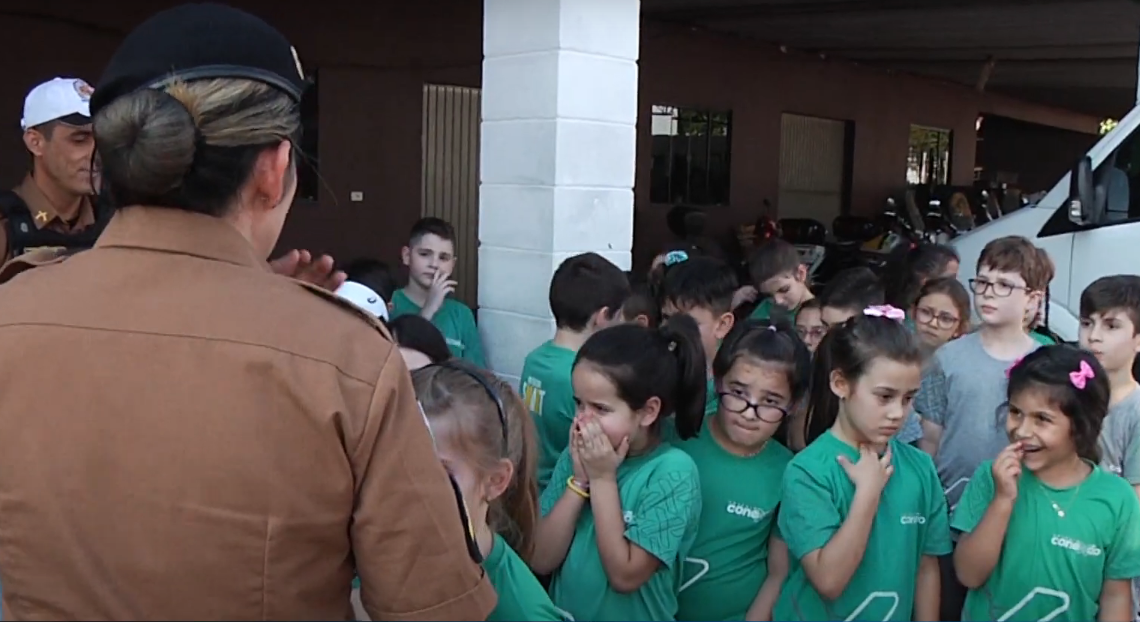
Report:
658,314,708,441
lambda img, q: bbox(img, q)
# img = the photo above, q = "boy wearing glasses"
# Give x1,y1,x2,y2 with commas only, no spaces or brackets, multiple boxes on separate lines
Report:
914,235,1052,621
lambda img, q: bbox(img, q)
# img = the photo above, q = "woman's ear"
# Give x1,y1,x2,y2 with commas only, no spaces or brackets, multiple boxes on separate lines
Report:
261,140,294,208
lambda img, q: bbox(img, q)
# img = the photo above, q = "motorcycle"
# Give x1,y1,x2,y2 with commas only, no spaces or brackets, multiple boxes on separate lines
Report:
777,214,884,285
778,217,827,279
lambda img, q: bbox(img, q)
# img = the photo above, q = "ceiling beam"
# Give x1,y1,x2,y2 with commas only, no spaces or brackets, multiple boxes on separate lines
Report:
858,56,1136,64
813,41,1137,61
644,0,1085,21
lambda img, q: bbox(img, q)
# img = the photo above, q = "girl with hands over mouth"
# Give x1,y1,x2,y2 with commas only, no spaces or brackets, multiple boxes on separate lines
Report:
574,413,630,482
532,316,707,622
775,307,951,621
952,346,1140,622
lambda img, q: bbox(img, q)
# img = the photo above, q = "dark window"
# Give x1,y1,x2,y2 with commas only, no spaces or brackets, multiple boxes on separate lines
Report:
297,69,320,201
649,105,732,206
906,125,952,186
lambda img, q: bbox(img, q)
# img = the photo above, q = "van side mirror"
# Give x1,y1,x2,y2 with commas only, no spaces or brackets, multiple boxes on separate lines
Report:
1068,156,1103,225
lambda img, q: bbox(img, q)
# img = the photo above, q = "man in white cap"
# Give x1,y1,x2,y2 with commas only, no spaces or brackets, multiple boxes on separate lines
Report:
0,77,108,263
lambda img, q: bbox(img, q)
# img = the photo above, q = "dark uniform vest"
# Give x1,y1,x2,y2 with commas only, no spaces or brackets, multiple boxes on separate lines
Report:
0,190,113,258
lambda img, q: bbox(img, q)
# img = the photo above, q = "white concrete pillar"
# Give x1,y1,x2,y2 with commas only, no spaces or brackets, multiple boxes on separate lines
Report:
478,0,640,381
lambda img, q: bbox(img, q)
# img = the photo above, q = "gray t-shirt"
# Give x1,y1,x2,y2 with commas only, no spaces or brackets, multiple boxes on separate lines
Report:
1098,387,1140,622
1100,387,1140,484
914,332,1039,511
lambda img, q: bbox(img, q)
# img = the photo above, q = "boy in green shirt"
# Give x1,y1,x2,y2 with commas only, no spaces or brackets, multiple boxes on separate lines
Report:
747,238,814,323
391,217,485,366
659,256,740,420
520,252,629,489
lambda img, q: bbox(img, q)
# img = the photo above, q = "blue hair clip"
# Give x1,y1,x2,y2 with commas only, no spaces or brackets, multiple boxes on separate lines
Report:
664,250,689,267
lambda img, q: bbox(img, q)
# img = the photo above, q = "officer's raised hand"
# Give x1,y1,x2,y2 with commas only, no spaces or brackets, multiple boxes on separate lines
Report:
270,248,346,291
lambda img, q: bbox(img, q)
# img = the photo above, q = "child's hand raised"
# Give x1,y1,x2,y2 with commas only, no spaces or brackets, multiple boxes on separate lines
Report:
576,416,629,482
992,442,1024,502
837,445,893,494
569,419,589,485
422,270,457,319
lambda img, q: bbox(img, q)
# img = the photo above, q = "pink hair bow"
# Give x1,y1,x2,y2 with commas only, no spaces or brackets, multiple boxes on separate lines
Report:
1070,360,1095,389
863,305,906,322
1005,355,1025,379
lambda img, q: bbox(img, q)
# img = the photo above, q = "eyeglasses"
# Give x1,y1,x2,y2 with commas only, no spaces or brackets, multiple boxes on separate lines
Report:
914,306,960,330
969,278,1030,298
796,326,826,340
717,392,788,423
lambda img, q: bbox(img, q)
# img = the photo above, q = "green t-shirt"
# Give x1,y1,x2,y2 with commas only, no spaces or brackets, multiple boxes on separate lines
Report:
1030,330,1058,346
675,423,793,621
390,289,485,366
540,444,703,622
520,341,578,489
774,431,952,621
704,375,719,418
485,533,563,621
951,461,1140,622
749,298,801,323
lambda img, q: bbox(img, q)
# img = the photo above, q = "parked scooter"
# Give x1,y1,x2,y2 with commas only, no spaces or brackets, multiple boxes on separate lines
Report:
777,214,883,285
822,214,886,280
778,216,827,279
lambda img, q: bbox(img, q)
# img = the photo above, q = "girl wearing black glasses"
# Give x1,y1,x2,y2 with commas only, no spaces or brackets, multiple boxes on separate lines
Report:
674,319,812,621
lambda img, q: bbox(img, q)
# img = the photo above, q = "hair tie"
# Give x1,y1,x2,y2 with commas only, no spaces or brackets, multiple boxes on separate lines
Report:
667,340,678,352
1070,359,1095,389
767,325,778,332
863,304,906,322
664,250,689,267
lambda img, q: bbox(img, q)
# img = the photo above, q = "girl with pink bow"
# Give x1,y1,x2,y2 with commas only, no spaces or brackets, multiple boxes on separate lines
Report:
952,346,1140,622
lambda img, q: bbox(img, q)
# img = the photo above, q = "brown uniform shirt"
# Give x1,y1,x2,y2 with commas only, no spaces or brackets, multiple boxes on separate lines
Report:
0,206,496,621
0,174,97,262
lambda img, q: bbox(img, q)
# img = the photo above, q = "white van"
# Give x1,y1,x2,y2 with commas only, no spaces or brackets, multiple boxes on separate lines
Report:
950,104,1140,342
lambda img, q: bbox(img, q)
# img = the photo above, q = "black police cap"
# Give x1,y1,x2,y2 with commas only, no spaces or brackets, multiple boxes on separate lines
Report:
91,3,307,117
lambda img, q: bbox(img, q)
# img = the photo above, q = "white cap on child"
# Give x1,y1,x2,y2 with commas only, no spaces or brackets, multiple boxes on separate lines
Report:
335,281,389,321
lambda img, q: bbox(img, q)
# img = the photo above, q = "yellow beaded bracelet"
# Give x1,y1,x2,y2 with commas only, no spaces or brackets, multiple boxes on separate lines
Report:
567,475,590,498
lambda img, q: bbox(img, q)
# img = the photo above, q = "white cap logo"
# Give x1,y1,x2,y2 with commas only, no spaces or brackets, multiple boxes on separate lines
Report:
73,79,93,101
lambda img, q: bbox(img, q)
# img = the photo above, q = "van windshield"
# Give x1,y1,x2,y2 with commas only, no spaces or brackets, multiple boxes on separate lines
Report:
1101,128,1140,221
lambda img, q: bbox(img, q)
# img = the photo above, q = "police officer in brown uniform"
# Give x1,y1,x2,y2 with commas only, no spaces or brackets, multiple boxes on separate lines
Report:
0,4,495,621
0,77,111,262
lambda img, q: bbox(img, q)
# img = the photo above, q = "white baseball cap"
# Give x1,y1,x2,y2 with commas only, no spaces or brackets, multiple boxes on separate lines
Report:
335,281,390,321
21,77,93,130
